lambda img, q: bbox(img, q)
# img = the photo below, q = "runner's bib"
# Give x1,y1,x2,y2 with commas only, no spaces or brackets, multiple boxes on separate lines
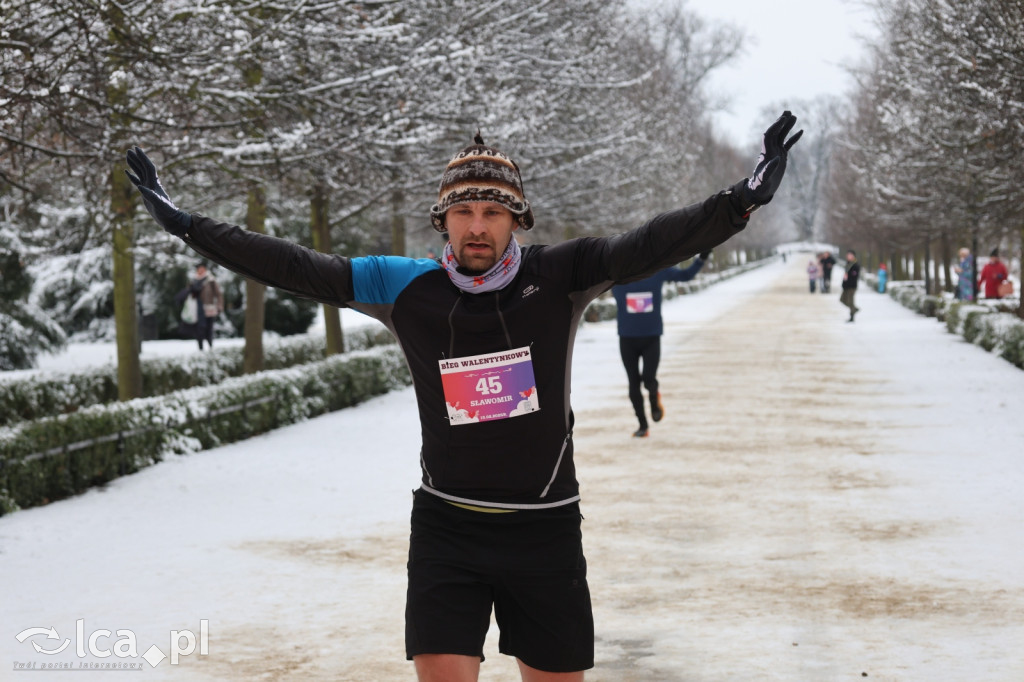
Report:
626,291,654,313
439,346,540,425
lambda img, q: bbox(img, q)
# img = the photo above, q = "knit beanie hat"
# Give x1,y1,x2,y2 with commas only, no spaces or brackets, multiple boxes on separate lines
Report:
429,133,534,233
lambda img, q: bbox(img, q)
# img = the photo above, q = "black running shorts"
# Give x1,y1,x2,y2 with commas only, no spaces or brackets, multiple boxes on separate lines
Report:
405,489,594,673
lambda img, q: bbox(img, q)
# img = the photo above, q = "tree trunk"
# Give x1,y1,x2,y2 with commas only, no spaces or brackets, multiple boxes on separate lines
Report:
891,251,903,281
941,231,952,293
106,1,141,400
243,185,266,374
111,162,142,400
311,184,344,356
924,237,931,294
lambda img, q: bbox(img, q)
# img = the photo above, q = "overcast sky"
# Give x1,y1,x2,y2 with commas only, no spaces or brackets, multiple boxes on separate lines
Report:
661,0,879,148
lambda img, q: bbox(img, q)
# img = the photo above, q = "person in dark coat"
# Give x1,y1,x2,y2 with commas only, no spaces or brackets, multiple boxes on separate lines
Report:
127,111,802,681
611,254,708,437
819,250,836,293
175,263,223,349
840,250,861,322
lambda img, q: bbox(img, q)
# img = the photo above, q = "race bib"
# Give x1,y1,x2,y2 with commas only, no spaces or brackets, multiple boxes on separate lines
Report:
626,291,654,313
439,346,540,425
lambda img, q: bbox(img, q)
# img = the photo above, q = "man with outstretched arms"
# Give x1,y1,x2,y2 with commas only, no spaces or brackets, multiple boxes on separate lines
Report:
127,112,801,682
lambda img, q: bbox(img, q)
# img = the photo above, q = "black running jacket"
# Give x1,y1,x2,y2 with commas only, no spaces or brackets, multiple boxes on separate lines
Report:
181,183,750,509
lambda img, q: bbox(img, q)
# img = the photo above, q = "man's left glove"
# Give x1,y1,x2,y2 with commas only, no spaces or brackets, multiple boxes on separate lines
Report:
742,111,803,210
125,146,192,238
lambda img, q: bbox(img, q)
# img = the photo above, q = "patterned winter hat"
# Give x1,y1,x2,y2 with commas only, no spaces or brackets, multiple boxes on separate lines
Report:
429,133,534,232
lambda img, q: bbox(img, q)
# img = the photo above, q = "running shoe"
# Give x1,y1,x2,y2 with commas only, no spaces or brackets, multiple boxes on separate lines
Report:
651,393,664,422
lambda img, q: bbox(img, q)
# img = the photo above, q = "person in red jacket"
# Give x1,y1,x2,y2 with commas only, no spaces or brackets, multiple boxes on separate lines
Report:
978,249,1010,299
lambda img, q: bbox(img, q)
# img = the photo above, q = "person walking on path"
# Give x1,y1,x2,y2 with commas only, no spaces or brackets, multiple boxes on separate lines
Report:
840,249,861,322
126,111,801,681
877,262,888,293
174,262,223,350
612,253,708,438
978,249,1010,299
954,247,976,301
807,258,820,293
819,250,836,293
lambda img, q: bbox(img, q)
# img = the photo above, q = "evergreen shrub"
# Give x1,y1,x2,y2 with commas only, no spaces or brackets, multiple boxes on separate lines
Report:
961,309,990,343
919,296,943,318
945,302,989,335
999,321,1024,369
0,326,394,427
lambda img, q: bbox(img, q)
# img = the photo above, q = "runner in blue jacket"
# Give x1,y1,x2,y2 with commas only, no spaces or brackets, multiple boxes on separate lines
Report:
612,253,708,437
126,112,801,682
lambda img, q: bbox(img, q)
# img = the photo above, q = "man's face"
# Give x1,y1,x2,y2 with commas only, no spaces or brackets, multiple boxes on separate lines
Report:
444,202,517,274
846,252,855,262
196,266,207,278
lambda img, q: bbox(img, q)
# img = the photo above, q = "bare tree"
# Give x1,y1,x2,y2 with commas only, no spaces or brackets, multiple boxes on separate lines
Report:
828,0,1023,304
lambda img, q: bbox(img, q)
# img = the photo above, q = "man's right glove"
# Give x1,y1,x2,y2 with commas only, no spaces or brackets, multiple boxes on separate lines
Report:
125,146,192,238
741,111,803,212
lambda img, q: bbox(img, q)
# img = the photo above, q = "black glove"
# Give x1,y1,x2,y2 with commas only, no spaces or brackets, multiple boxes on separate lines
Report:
699,251,711,260
742,111,803,209
125,146,192,237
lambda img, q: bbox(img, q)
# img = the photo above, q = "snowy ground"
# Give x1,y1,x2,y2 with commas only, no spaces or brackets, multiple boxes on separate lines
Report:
2,258,1023,681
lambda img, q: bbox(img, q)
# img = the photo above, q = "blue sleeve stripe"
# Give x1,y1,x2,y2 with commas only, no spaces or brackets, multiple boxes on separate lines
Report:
351,256,441,304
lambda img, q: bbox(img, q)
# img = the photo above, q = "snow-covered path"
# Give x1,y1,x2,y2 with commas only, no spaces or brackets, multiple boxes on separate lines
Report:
580,260,1024,681
3,258,1023,681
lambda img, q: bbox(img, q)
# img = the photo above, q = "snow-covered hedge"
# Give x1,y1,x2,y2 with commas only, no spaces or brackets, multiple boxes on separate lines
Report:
945,301,990,336
887,283,948,319
946,302,1024,367
0,325,395,428
886,285,1024,370
0,346,410,515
